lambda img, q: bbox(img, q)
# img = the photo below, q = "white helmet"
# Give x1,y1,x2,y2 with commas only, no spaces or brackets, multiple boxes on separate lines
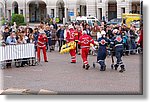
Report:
50,25,54,28
113,29,118,34
68,25,74,29
39,30,45,34
101,30,106,35
82,30,87,35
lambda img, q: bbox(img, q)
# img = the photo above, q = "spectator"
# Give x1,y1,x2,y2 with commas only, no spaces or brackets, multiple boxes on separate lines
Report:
91,22,100,40
138,25,143,48
52,21,58,30
50,25,57,51
0,33,5,46
56,25,65,52
6,31,17,45
85,24,91,36
44,25,52,52
3,27,10,41
17,32,27,67
33,28,39,51
27,34,36,66
6,32,17,68
122,31,128,55
128,25,137,54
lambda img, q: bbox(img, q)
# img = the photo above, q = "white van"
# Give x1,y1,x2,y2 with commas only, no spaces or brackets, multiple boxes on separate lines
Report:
76,16,101,26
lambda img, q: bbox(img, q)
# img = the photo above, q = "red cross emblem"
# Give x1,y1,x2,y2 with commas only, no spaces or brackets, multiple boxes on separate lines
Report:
83,39,89,44
100,39,106,45
115,36,122,42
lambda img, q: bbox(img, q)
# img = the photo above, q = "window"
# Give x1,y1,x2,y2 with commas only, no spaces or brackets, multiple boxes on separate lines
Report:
20,10,23,15
51,9,54,18
121,8,125,14
98,0,102,3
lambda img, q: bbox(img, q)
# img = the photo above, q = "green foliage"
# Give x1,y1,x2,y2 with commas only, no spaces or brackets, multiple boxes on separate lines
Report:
11,14,24,25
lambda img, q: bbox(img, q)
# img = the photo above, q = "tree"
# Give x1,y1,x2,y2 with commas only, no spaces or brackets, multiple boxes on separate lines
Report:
11,14,24,25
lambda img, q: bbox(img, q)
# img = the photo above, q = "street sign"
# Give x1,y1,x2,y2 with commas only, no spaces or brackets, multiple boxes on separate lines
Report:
68,12,74,16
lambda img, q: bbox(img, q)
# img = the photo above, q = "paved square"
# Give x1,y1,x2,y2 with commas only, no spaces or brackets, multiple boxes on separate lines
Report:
1,52,142,94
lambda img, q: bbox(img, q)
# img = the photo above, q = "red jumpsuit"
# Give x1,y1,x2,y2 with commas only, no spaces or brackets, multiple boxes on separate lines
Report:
74,30,82,54
78,34,94,66
37,34,48,62
66,28,76,63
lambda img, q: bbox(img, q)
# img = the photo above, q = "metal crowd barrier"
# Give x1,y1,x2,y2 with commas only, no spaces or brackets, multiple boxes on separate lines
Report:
0,43,37,68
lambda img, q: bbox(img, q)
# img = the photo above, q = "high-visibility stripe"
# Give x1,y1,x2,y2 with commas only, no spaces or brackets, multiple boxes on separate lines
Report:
97,60,104,63
38,41,45,45
37,45,46,48
115,44,123,47
81,46,90,49
84,61,88,64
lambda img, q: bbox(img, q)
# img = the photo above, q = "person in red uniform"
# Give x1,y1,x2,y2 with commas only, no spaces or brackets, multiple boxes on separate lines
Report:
66,25,76,63
78,31,95,70
138,25,143,48
37,30,48,62
74,25,82,54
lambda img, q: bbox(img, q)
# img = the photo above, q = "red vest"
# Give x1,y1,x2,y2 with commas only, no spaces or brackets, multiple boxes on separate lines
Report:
78,34,94,49
66,28,75,42
37,34,48,48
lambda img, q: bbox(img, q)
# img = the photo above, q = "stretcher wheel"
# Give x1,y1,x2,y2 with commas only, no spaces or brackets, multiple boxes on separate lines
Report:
93,62,96,68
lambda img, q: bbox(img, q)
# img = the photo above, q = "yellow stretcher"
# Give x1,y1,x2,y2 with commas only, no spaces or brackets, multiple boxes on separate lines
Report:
60,41,76,54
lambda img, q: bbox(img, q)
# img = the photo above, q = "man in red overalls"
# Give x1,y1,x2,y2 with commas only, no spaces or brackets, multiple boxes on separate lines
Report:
37,30,48,62
74,25,82,54
66,25,76,63
78,31,95,70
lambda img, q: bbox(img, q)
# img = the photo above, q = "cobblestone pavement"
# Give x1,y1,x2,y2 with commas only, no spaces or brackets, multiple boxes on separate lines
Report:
1,51,142,95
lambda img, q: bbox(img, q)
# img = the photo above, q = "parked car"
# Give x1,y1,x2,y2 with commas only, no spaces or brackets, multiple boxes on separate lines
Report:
107,18,122,26
76,16,101,26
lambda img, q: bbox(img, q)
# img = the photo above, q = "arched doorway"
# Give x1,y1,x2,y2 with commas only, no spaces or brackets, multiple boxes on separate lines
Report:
76,0,86,16
12,1,19,14
108,0,117,21
56,0,65,23
29,1,47,22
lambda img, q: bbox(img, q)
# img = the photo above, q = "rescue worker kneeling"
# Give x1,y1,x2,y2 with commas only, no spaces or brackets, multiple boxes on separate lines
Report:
97,31,109,71
78,31,95,70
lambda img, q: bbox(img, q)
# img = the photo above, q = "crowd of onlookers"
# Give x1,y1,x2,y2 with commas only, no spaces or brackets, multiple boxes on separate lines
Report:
0,20,143,68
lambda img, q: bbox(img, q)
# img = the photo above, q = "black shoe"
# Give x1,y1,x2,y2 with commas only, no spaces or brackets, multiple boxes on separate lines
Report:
20,65,24,67
83,65,85,69
100,66,106,71
45,61,48,62
114,64,119,70
100,67,105,71
16,66,20,68
85,64,90,70
119,68,125,73
100,69,104,71
71,62,76,64
119,65,125,72
103,65,106,71
111,64,114,69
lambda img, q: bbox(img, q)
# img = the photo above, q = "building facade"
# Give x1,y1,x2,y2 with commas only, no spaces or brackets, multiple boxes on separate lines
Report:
0,0,142,23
